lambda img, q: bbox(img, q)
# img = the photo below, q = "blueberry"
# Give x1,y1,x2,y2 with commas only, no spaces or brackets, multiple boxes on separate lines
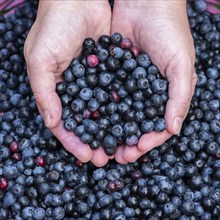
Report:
87,98,100,112
34,207,46,220
210,120,220,133
110,46,124,59
132,67,147,79
123,58,137,71
123,207,135,217
117,102,130,114
22,206,34,219
76,201,89,214
133,90,144,101
111,33,123,45
98,35,111,48
79,88,93,101
98,195,113,208
145,106,158,119
64,118,77,131
52,207,65,220
56,82,66,95
112,124,124,138
3,165,19,179
136,53,151,68
3,191,17,207
124,121,138,135
83,37,95,50
72,63,85,77
76,77,88,88
110,113,121,125
118,86,128,98
71,98,86,113
61,106,72,120
122,49,134,60
86,73,98,87
98,117,110,129
66,82,79,97
104,135,117,148
99,71,113,86
95,89,109,103
141,120,154,133
83,119,99,134
106,56,120,71
194,0,207,12
154,118,166,132
126,135,138,146
116,69,128,80
74,125,85,136
152,79,168,94
106,102,117,114
10,93,23,106
80,133,93,144
137,78,149,89
11,183,25,197
151,94,163,108
133,101,145,111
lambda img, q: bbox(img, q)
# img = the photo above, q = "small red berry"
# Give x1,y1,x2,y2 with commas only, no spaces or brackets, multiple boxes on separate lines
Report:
131,46,141,57
9,141,19,153
0,178,8,190
12,153,21,161
91,111,100,119
75,159,83,167
110,91,120,103
114,179,123,190
107,181,116,192
36,156,46,167
86,55,99,67
120,38,133,49
64,186,72,191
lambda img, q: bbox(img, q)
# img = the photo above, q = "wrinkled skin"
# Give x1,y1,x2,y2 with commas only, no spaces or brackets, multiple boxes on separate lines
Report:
24,0,196,167
111,1,197,164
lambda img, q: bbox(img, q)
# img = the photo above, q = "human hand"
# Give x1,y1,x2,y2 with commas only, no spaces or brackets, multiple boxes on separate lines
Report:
24,0,112,166
111,0,197,164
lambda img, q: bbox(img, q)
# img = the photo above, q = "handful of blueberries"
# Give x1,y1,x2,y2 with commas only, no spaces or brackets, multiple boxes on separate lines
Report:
56,33,168,155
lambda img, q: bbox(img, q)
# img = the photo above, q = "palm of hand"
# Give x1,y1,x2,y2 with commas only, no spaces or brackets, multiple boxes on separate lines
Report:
111,5,197,164
25,2,197,166
24,2,112,166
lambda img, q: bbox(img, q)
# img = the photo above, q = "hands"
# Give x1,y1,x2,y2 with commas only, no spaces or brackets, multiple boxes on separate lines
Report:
112,0,197,164
24,0,197,166
24,0,112,166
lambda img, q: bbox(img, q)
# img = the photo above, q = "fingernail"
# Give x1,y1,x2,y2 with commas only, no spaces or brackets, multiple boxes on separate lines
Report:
174,117,182,134
43,111,50,127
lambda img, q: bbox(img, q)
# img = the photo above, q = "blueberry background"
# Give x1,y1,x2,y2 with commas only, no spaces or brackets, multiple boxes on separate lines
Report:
0,1,220,220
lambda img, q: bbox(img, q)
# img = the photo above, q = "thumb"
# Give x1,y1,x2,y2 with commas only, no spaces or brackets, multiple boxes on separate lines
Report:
165,60,195,135
27,63,62,129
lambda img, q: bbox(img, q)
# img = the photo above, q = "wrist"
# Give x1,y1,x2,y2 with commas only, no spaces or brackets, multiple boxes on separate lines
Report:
114,0,187,10
38,0,110,12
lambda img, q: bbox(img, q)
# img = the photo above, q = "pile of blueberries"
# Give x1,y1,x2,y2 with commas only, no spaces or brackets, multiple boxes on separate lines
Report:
0,1,220,220
57,33,167,155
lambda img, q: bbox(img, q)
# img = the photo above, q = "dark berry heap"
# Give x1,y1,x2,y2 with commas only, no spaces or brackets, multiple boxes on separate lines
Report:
0,1,220,220
57,34,168,155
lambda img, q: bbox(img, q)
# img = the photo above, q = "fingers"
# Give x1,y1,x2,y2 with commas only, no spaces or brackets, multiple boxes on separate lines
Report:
165,60,195,135
115,145,128,164
91,147,109,167
51,121,93,162
138,130,172,152
25,35,63,129
123,146,144,163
